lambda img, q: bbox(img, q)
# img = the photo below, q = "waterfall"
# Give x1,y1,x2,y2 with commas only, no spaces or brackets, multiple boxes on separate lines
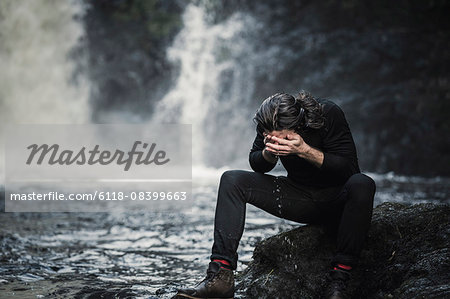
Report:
0,2,282,183
151,4,261,170
0,0,90,180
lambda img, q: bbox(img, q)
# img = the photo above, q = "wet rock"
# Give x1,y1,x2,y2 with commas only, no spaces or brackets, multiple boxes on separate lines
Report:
236,202,450,298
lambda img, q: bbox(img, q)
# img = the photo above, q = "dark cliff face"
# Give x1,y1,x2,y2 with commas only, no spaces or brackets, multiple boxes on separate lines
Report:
235,202,450,298
81,0,450,176
203,0,450,176
81,0,186,121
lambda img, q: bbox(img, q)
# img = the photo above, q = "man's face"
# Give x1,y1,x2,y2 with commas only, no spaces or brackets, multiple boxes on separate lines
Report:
263,129,295,144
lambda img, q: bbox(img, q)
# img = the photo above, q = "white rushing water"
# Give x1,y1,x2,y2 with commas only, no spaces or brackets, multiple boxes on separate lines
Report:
151,4,260,168
0,0,90,180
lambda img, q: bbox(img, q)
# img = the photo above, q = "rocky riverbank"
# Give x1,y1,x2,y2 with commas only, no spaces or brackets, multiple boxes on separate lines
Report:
235,202,450,298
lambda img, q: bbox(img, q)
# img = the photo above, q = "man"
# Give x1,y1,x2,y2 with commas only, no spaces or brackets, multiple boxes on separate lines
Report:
174,91,376,299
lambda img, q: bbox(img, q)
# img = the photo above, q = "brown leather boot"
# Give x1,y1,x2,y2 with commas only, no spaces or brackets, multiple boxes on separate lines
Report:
174,261,234,299
323,268,350,299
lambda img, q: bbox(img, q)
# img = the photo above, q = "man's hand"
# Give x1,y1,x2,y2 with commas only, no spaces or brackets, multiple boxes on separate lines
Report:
264,132,309,156
261,133,279,164
265,132,324,168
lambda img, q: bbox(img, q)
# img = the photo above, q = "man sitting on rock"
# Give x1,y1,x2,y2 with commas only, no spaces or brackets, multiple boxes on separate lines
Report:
174,91,376,299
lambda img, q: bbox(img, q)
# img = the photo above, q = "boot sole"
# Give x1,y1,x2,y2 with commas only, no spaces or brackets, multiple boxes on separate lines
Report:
175,293,233,299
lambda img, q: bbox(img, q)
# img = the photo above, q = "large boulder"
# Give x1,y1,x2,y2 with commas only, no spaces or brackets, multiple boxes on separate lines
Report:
235,202,450,298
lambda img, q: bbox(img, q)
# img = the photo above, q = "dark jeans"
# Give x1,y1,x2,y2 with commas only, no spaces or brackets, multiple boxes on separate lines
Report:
210,170,376,270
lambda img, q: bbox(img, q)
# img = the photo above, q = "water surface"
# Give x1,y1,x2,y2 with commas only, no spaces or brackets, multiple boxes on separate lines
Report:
0,171,448,298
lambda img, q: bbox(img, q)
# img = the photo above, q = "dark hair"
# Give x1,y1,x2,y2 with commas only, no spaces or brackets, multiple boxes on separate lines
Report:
253,91,325,133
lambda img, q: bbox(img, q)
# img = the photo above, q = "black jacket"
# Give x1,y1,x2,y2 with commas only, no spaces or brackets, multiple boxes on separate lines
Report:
249,99,360,187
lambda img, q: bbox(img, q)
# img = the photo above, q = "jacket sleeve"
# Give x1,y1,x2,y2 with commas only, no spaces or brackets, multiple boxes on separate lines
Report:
319,104,359,179
249,124,277,173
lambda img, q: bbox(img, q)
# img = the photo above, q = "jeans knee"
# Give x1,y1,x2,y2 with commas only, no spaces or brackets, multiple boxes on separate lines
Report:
349,173,376,191
346,173,376,203
218,170,252,203
220,170,248,188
